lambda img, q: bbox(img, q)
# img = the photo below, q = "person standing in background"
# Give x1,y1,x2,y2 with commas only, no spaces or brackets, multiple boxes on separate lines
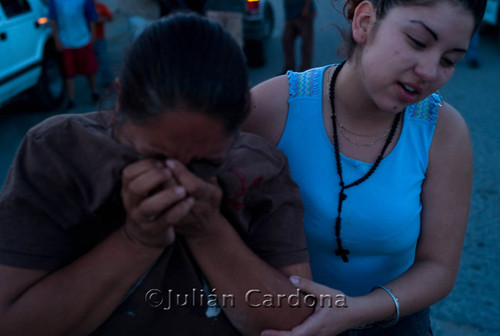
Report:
93,0,114,88
205,0,246,48
118,0,162,42
282,0,316,73
49,0,100,110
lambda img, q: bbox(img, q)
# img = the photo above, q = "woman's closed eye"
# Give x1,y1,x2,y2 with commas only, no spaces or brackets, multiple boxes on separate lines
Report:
440,57,457,68
405,34,459,68
406,34,426,48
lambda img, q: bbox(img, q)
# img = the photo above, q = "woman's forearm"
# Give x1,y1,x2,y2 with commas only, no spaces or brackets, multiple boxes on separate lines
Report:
346,259,458,329
0,228,163,336
186,214,313,336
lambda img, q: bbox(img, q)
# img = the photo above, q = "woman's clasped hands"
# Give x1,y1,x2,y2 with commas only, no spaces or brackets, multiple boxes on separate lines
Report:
120,158,225,250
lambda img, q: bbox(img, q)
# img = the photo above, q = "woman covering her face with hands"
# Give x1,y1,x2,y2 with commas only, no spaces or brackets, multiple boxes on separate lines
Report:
245,0,486,335
0,14,313,336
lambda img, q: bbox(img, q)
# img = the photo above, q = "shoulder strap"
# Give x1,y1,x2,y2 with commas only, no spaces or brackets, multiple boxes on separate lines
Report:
406,93,441,125
287,67,324,99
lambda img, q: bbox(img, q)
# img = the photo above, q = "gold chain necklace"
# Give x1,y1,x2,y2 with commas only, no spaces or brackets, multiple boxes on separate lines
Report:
337,121,392,147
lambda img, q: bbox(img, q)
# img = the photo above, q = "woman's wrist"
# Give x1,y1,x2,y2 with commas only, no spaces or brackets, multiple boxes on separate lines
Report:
118,226,166,258
339,295,376,330
372,285,400,327
183,212,234,246
339,288,400,331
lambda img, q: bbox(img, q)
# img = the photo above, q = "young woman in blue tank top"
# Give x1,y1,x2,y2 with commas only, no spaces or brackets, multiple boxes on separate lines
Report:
244,0,486,334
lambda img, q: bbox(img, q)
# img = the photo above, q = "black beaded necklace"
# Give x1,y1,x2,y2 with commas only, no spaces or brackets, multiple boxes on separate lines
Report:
328,61,402,262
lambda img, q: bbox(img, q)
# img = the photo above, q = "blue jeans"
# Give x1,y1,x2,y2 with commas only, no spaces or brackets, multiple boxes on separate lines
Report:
339,308,433,336
93,38,114,86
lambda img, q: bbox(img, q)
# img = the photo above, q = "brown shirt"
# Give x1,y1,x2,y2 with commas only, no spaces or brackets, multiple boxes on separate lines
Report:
0,111,308,335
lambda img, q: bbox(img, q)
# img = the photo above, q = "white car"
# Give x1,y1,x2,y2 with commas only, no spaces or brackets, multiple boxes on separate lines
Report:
0,0,64,109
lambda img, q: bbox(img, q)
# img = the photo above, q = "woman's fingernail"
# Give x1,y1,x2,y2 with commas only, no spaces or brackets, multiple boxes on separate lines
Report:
174,186,185,196
166,159,176,169
290,276,300,285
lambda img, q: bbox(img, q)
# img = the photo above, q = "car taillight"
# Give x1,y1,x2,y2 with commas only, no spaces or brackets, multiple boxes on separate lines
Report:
247,0,260,15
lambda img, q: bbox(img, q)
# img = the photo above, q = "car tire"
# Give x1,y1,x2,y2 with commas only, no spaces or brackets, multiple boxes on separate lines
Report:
29,44,65,110
245,39,265,67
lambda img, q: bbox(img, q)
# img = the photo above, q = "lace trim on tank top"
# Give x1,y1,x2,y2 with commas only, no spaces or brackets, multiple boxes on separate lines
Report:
407,93,441,125
288,66,440,125
287,68,323,98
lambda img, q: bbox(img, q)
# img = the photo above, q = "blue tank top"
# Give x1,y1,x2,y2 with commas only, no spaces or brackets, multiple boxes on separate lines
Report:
279,65,440,296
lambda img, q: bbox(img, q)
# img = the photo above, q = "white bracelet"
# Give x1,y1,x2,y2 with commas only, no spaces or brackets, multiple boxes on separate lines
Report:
374,285,400,328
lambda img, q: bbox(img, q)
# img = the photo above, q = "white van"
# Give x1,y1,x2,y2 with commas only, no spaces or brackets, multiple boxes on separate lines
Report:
0,0,64,109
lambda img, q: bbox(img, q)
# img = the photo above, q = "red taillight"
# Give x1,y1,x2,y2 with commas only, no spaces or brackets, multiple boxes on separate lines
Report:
247,0,260,15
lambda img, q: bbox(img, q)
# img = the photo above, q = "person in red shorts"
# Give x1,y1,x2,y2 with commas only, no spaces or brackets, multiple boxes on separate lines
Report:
49,0,100,110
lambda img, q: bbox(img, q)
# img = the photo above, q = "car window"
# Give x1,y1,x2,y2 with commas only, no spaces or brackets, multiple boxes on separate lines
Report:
0,0,31,19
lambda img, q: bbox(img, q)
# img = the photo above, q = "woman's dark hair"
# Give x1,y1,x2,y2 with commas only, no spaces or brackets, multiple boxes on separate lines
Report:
340,0,487,57
118,13,250,135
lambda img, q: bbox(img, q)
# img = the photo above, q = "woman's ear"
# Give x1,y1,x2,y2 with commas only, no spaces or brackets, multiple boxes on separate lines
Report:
352,0,377,44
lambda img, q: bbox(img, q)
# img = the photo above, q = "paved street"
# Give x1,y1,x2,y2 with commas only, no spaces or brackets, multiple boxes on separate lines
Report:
430,32,500,336
0,0,499,334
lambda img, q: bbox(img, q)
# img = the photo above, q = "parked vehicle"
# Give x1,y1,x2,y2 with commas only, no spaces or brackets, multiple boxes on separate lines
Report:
0,0,64,110
483,0,500,40
244,0,274,66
